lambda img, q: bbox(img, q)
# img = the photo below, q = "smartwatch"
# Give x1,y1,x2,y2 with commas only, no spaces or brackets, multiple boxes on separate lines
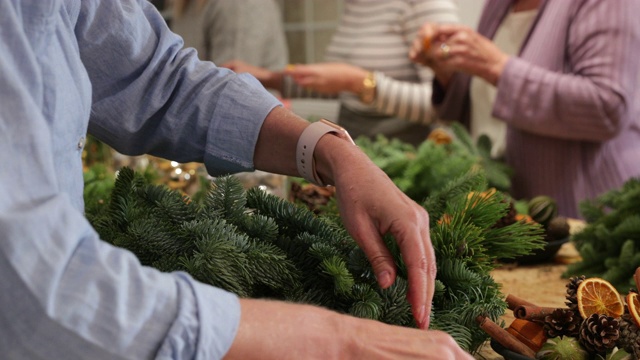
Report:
296,119,355,187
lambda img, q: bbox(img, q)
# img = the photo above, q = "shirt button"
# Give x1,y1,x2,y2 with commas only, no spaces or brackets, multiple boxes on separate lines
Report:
77,136,85,149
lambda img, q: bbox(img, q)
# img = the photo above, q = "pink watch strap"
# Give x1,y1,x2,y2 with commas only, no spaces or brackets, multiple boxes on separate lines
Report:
296,119,353,186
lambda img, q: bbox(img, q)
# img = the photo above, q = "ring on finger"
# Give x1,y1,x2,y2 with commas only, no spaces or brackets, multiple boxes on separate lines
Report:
440,43,451,60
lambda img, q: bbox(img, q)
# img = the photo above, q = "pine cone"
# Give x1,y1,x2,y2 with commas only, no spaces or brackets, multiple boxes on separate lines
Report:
618,314,640,358
579,313,620,354
492,200,517,229
543,308,581,338
566,275,586,312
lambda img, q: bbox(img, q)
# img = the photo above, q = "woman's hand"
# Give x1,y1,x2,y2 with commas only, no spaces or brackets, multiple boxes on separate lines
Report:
411,24,510,86
284,62,369,95
409,23,456,86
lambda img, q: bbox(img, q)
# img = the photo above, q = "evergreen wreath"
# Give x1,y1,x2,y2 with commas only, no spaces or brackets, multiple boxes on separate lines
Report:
84,167,544,354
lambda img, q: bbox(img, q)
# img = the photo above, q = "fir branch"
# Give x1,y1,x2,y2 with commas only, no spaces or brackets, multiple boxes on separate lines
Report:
421,170,487,227
430,315,473,352
201,176,247,222
135,184,197,226
238,213,280,243
184,234,253,297
245,240,301,294
378,278,413,326
347,247,376,283
601,240,640,291
348,284,383,320
246,187,350,252
321,255,355,296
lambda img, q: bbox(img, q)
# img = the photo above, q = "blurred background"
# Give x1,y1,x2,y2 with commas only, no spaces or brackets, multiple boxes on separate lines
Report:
149,0,485,120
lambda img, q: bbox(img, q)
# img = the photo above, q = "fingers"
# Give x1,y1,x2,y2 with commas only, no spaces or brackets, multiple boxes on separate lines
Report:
431,23,474,38
352,219,398,289
393,213,435,329
410,23,438,63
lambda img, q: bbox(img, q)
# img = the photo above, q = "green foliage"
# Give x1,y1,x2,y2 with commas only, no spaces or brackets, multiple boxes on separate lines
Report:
356,123,513,203
85,167,544,354
83,163,115,222
565,178,640,291
450,125,513,192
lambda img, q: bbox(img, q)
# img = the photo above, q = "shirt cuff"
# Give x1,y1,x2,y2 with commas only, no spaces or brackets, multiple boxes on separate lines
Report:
192,279,241,359
204,73,282,176
157,272,241,359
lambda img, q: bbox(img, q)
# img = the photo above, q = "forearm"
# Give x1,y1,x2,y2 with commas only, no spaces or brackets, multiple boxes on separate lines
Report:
252,106,307,176
225,299,473,359
494,57,629,141
225,299,346,359
373,71,436,125
253,106,367,186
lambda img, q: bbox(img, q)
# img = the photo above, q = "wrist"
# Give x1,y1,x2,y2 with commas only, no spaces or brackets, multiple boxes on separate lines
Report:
296,119,355,186
358,71,377,104
485,54,509,86
313,133,360,186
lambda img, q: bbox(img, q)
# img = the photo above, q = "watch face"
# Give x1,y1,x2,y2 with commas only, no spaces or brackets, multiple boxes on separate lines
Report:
319,118,344,130
319,119,355,144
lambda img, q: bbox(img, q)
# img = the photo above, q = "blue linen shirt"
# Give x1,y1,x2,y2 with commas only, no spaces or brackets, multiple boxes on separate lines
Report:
0,0,281,358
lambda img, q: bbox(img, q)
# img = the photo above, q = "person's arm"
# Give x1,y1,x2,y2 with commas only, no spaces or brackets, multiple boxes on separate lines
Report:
56,0,457,356
80,0,439,334
0,2,239,359
492,0,640,141
368,0,460,125
79,1,281,177
285,0,461,125
79,0,438,331
418,0,640,141
253,105,436,330
410,22,474,124
224,298,474,360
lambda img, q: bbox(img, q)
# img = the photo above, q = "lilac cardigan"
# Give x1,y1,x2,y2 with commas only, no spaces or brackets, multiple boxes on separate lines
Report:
434,0,640,218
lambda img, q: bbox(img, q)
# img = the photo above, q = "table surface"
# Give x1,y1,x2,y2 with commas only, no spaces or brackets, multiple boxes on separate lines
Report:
474,220,585,359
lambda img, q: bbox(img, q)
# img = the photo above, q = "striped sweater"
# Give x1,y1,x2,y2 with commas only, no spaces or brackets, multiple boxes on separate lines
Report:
283,0,458,144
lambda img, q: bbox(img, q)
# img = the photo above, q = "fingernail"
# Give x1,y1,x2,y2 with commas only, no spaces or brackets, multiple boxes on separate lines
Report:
418,305,426,327
377,271,391,287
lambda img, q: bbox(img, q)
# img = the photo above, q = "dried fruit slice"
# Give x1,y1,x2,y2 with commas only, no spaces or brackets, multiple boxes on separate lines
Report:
627,292,640,327
576,277,624,318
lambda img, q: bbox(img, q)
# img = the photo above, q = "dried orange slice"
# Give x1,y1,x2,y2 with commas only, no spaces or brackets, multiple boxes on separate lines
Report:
576,277,624,318
627,292,640,327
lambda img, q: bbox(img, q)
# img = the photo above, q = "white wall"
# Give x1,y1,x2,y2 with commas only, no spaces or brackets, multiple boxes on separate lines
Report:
454,0,486,28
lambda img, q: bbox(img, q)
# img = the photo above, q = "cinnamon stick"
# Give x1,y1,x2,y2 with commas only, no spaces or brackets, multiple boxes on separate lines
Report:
513,305,561,321
476,315,537,358
505,294,536,311
634,267,640,292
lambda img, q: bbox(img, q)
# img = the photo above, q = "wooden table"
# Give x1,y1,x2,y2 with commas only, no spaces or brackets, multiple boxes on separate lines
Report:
475,220,585,359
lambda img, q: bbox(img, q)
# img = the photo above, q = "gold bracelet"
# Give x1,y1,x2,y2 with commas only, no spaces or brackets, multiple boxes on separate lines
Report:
359,71,377,104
